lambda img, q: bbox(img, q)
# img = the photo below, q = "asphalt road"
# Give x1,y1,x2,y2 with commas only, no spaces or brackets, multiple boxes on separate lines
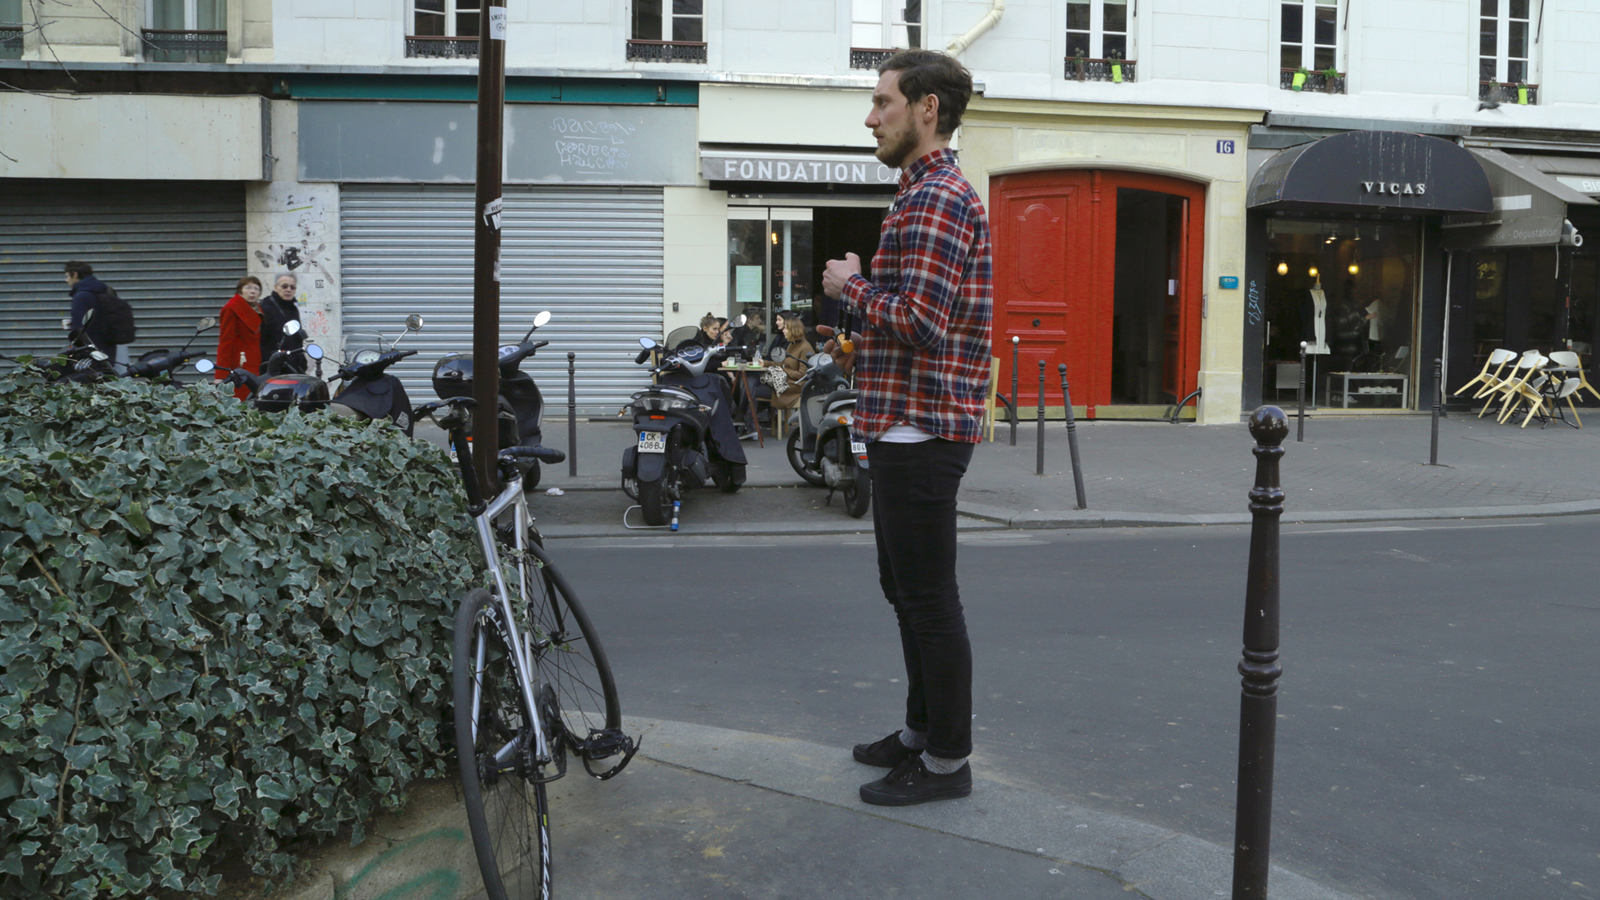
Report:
550,513,1600,900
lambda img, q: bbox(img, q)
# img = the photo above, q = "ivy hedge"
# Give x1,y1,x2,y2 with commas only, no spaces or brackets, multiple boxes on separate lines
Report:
0,372,479,897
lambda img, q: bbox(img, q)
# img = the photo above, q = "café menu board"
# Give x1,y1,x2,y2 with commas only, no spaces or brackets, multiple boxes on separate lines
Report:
298,101,698,185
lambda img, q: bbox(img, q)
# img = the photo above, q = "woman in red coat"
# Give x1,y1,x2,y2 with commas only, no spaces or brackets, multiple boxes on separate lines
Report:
216,276,263,400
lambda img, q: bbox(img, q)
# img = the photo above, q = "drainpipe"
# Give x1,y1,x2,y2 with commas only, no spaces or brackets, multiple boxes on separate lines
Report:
946,0,1004,56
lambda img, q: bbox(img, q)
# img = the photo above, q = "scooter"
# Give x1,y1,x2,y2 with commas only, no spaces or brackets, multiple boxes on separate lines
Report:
785,332,870,518
621,331,751,528
121,316,218,380
217,320,330,412
42,309,116,383
430,310,556,489
328,315,424,436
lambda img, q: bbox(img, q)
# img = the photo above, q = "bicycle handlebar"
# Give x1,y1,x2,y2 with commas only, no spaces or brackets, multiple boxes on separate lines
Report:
500,444,565,464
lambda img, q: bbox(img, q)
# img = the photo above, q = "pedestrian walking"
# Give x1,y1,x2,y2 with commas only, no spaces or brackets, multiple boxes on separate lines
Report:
821,49,993,807
217,276,263,400
63,261,135,367
261,272,306,373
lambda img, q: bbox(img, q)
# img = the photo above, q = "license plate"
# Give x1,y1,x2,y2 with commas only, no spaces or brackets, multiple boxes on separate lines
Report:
638,432,666,453
850,441,866,455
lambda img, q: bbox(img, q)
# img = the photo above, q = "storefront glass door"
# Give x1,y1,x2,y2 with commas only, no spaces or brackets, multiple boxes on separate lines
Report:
1263,218,1420,408
727,207,814,338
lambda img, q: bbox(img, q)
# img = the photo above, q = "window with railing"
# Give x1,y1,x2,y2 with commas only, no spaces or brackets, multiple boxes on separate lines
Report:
408,0,480,58
1064,0,1135,83
0,0,22,62
1479,0,1539,105
628,0,706,63
1280,0,1344,93
145,0,226,62
851,1,920,69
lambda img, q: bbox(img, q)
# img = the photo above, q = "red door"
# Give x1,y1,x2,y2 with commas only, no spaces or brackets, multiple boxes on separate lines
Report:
992,169,1205,417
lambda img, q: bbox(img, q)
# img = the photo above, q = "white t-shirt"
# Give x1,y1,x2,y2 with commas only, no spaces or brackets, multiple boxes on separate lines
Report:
878,422,935,443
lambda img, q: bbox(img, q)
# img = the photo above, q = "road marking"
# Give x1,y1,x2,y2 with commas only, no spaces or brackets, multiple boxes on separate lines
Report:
1286,522,1543,535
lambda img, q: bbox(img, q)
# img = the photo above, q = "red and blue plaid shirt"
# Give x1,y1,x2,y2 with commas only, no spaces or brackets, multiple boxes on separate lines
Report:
842,148,994,444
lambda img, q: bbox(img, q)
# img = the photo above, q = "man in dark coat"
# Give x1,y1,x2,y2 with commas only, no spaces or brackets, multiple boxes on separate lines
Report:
260,271,307,373
64,260,121,362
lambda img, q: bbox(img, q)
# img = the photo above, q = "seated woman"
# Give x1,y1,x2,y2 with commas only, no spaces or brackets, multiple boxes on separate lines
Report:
675,313,724,352
746,315,815,431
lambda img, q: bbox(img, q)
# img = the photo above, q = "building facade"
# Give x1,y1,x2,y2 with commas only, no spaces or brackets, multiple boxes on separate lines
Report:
3,1,1597,419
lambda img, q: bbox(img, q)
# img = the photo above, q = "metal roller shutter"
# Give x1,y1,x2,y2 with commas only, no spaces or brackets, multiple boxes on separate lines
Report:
339,185,664,416
0,180,246,374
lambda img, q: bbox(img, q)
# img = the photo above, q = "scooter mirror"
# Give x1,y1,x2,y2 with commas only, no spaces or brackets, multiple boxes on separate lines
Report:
283,320,302,337
196,316,217,331
405,314,424,331
533,310,553,328
306,343,325,360
728,314,748,328
89,351,108,362
638,337,658,350
193,359,215,374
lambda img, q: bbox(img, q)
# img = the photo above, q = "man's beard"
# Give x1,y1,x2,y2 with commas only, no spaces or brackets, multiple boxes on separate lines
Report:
875,123,919,169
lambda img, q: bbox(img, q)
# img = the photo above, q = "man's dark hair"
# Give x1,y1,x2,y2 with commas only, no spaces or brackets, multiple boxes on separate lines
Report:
879,49,973,137
63,260,94,278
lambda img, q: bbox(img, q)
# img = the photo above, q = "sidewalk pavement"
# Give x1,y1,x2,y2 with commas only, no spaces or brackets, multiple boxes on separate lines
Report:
434,409,1600,538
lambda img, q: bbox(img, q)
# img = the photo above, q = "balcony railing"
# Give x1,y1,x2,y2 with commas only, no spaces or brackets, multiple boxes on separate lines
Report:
1479,81,1539,105
405,35,480,59
626,39,707,64
1280,68,1347,94
1,25,22,59
1064,57,1137,83
851,48,897,70
142,28,227,57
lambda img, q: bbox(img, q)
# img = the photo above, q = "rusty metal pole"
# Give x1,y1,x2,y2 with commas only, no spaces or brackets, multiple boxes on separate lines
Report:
1035,359,1046,476
567,351,578,477
1059,363,1087,510
470,4,509,494
1009,335,1020,447
1232,406,1288,900
1296,341,1307,443
1429,357,1441,466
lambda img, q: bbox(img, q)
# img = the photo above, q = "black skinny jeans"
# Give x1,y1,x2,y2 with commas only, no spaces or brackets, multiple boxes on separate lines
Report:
866,438,976,760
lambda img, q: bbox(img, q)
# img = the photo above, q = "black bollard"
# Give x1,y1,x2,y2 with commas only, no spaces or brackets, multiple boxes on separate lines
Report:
1036,359,1046,476
1009,335,1020,447
1296,341,1307,443
1059,363,1087,510
567,351,578,477
1232,407,1288,900
1429,357,1441,466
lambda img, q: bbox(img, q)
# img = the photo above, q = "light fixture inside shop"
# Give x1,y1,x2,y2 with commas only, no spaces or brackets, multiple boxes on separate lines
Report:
1309,266,1319,278
1277,262,1289,275
771,232,779,244
1348,264,1360,274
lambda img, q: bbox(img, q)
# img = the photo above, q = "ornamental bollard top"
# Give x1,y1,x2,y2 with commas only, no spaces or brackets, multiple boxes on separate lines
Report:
1232,406,1288,899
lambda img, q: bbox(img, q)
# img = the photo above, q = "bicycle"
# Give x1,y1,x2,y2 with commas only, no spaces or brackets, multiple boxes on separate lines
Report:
414,396,639,900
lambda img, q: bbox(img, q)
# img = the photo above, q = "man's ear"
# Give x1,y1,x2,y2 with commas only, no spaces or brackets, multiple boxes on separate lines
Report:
921,93,940,126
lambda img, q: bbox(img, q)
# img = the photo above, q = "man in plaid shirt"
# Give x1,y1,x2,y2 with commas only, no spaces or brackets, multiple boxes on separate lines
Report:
822,48,993,808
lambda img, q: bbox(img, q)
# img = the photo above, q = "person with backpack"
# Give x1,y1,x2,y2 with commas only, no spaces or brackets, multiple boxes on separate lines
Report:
64,261,136,366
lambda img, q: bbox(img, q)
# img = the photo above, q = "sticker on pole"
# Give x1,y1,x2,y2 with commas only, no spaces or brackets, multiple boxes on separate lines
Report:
489,6,508,40
483,197,503,230
493,248,502,283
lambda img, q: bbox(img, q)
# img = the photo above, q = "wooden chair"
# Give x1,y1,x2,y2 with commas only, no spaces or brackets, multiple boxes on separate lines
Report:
1454,348,1514,399
984,356,1000,442
1550,377,1584,428
1481,351,1541,419
1494,354,1548,424
1548,350,1599,403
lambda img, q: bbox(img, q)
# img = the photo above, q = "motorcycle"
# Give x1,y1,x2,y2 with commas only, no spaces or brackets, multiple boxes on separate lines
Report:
216,320,330,412
40,309,116,383
327,314,424,436
621,328,751,528
785,331,871,518
121,316,218,381
430,310,556,489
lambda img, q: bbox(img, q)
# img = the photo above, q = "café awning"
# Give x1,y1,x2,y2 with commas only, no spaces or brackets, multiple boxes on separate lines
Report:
1249,130,1494,214
1441,149,1597,249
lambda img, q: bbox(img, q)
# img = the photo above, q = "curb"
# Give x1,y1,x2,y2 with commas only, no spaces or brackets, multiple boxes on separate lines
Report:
955,498,1600,530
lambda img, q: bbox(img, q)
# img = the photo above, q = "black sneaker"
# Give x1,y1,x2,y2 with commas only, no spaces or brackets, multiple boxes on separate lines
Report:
852,731,921,768
859,756,972,807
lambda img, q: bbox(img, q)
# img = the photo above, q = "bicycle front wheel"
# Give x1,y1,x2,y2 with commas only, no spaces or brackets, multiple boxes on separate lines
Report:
454,588,552,900
521,540,623,766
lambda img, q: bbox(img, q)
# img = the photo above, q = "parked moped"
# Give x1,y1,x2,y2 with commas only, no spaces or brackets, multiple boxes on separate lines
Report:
785,338,870,518
328,315,424,436
430,310,556,489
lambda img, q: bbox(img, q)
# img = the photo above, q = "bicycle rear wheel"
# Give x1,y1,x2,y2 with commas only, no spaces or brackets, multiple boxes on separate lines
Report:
454,588,552,900
520,540,625,773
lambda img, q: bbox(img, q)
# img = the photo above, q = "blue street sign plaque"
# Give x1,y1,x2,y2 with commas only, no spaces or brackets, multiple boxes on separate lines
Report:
1219,276,1240,289
1216,140,1236,155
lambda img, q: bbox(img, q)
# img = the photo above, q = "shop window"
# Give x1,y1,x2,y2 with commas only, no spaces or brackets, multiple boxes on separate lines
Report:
1571,255,1598,365
1279,0,1344,94
144,0,226,63
0,0,21,62
1479,0,1540,105
727,208,816,335
1472,251,1508,377
850,1,920,70
628,0,706,63
407,0,480,58
1064,0,1135,82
